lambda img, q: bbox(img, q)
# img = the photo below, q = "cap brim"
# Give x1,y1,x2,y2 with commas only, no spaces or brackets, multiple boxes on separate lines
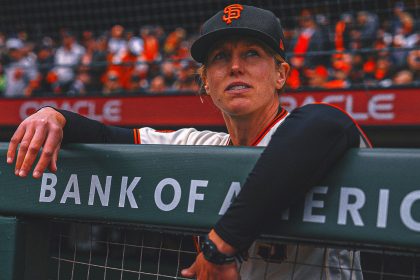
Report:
191,27,280,64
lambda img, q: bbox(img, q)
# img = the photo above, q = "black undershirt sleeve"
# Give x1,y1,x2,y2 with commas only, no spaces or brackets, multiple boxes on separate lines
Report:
55,109,134,144
213,103,361,252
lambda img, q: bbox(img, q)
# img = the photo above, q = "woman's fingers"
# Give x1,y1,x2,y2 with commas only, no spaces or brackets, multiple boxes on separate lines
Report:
19,126,48,178
48,145,60,173
34,128,63,178
14,126,36,176
7,124,26,164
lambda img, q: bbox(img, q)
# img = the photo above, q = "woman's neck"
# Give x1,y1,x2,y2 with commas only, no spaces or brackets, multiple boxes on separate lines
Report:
223,104,279,146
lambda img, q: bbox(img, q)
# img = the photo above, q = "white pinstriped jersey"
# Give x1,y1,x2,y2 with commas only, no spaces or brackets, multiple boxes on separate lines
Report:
136,107,367,280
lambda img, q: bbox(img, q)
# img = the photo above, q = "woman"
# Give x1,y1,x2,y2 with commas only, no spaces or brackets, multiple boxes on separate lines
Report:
7,5,369,279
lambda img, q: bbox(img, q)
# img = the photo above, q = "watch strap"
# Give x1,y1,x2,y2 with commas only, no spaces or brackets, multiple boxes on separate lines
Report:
200,235,236,265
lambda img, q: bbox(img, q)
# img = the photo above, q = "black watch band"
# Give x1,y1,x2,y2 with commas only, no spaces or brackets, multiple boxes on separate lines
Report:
200,235,236,265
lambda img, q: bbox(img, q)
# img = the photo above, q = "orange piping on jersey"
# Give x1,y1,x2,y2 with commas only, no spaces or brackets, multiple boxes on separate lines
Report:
314,102,373,148
133,128,138,144
251,108,288,146
133,129,141,144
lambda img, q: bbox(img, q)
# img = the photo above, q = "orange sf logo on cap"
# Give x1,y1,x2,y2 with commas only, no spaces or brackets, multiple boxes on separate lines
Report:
222,4,243,24
279,39,285,51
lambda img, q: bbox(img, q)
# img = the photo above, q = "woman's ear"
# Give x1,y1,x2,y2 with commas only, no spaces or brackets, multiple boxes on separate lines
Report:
275,62,290,90
204,84,210,94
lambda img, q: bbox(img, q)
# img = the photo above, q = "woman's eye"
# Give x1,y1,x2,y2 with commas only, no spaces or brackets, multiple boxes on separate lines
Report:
245,50,259,57
212,52,227,61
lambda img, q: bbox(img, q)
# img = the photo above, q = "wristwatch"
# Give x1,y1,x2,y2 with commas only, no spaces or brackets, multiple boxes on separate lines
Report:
200,235,236,265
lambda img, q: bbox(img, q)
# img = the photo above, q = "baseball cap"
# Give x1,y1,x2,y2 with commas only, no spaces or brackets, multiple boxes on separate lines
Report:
6,38,24,50
191,4,286,63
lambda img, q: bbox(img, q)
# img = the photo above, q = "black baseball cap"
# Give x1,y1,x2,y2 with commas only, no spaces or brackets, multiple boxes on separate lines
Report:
191,4,286,64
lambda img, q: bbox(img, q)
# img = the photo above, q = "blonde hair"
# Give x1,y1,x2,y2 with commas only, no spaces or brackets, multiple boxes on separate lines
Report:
197,39,289,95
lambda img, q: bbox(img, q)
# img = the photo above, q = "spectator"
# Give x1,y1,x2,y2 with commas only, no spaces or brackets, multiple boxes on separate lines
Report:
149,75,166,93
393,69,414,85
68,69,92,96
390,2,406,35
131,63,150,92
3,38,38,97
102,70,122,95
140,26,160,63
174,61,199,92
108,25,126,56
391,12,418,68
315,13,332,57
33,40,55,96
348,53,365,86
334,13,355,51
323,53,353,89
288,9,326,89
160,61,177,89
305,65,329,88
89,35,108,93
50,31,85,94
81,30,95,49
355,11,379,49
127,72,142,93
120,31,144,89
407,48,420,82
375,57,394,87
290,9,325,69
163,28,188,60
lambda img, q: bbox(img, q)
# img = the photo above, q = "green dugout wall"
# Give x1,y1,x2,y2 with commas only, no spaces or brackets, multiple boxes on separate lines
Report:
0,143,420,278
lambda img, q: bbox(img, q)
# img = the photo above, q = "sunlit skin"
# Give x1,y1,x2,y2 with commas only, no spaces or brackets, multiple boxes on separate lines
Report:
202,38,289,146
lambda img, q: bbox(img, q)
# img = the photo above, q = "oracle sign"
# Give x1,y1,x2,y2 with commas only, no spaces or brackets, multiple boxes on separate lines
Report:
281,93,395,121
19,99,122,122
1,88,418,127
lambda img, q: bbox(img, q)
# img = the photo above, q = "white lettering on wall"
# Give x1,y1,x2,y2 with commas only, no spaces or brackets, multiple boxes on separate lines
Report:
280,93,396,122
303,186,328,223
219,182,241,215
377,189,390,228
188,180,208,213
39,173,57,202
338,187,365,226
400,190,420,232
155,178,181,211
19,100,122,122
60,174,81,204
119,176,140,208
88,175,112,206
369,94,395,120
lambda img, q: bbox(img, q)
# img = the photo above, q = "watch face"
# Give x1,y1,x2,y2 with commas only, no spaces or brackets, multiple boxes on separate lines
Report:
202,240,216,258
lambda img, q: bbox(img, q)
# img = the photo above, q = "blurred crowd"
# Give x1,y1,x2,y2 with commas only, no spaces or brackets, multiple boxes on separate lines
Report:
0,2,418,98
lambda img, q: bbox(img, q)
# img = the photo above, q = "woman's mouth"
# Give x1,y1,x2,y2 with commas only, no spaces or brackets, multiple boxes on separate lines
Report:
225,82,251,93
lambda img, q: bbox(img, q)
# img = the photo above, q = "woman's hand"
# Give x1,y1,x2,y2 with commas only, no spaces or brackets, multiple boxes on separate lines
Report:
181,252,239,280
181,229,240,279
7,107,66,179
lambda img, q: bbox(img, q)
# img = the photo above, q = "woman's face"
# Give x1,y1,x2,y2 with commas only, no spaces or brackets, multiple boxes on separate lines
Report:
203,38,288,118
